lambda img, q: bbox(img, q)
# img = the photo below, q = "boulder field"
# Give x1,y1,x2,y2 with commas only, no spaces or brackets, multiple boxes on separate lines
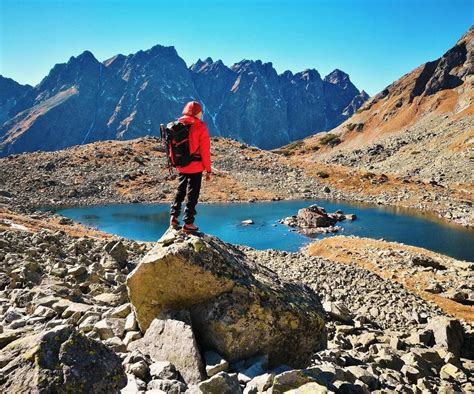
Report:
0,222,472,393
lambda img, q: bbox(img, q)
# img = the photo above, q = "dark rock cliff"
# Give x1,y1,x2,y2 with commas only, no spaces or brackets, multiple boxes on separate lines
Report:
0,46,367,155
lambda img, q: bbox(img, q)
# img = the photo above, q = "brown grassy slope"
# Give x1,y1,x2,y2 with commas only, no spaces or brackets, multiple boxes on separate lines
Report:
298,27,474,156
0,136,304,209
1,133,472,227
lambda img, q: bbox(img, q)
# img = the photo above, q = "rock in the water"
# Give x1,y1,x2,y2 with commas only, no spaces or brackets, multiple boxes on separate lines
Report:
126,229,326,368
0,325,126,392
128,311,205,384
280,205,348,234
295,205,337,228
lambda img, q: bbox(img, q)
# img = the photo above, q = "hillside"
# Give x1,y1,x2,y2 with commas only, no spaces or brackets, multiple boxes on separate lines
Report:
0,135,472,227
0,47,367,156
283,28,473,200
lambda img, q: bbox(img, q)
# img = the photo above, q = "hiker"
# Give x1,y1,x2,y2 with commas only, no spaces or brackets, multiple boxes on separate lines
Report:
169,101,211,232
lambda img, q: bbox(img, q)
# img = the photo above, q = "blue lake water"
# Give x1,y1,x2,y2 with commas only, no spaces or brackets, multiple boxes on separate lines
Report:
52,200,474,262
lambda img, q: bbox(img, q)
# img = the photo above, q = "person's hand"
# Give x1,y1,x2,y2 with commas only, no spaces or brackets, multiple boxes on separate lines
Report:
205,172,212,181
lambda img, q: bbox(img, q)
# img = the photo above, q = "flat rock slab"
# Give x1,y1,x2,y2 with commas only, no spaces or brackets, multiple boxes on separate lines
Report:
126,229,326,368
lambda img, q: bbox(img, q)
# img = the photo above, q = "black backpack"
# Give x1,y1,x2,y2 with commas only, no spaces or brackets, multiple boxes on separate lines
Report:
160,121,201,168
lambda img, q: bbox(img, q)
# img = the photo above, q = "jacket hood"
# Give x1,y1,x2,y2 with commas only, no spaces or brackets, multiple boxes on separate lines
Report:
179,114,201,125
182,101,203,117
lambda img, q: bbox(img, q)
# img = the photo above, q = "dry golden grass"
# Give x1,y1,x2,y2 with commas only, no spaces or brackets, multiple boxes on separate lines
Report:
0,207,113,239
284,153,473,226
447,127,474,153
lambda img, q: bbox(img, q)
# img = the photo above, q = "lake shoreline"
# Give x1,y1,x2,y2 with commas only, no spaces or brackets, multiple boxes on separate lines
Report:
16,192,473,233
39,196,470,229
0,137,472,230
47,200,474,262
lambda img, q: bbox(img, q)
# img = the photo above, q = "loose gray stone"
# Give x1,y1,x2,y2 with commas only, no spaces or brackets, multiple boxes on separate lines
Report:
198,372,242,394
128,312,205,384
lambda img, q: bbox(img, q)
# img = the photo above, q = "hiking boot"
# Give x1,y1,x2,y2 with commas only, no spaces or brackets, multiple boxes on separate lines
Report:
182,223,199,233
170,216,180,229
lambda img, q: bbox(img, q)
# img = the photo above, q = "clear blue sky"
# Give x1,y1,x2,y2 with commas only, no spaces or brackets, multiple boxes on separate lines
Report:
1,0,472,95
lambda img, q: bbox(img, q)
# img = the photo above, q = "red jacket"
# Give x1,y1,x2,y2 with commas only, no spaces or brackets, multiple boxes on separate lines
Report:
176,114,211,174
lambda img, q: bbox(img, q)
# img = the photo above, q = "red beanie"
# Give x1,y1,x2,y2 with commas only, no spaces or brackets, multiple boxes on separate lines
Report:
182,101,203,117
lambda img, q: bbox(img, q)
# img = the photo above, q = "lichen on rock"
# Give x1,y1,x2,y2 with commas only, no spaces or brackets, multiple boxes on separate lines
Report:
126,229,327,368
0,325,127,393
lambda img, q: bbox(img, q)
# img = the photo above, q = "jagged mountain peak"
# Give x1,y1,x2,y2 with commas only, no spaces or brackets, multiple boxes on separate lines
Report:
231,59,253,70
231,59,276,76
146,44,178,57
0,76,34,124
190,58,206,72
0,75,33,90
35,49,102,93
103,54,126,68
68,50,100,66
281,70,294,80
297,68,322,81
129,44,180,64
190,58,230,75
324,68,351,84
307,26,473,166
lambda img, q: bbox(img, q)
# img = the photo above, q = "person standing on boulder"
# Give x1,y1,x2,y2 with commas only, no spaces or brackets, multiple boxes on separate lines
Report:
170,101,211,232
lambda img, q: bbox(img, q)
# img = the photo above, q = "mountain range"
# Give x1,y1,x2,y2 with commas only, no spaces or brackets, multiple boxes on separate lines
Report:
0,47,367,156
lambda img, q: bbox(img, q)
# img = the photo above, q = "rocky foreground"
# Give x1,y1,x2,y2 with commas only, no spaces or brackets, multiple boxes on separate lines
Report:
1,219,473,393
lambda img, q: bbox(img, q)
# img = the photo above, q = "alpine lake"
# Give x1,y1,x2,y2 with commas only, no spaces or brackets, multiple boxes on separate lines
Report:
49,199,474,262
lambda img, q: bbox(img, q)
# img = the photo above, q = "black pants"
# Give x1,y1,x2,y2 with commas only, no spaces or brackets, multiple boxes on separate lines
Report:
170,172,203,224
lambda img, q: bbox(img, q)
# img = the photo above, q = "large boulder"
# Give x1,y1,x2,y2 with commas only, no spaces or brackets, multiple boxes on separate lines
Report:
0,325,127,393
126,229,326,368
280,205,351,234
128,311,206,384
426,317,464,358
